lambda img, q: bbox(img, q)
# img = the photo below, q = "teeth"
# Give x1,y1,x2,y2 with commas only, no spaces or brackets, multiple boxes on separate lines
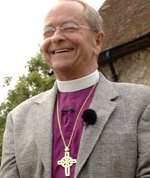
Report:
52,48,73,54
56,49,69,53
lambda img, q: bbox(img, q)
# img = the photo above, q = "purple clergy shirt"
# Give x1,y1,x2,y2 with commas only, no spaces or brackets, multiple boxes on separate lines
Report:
52,86,95,178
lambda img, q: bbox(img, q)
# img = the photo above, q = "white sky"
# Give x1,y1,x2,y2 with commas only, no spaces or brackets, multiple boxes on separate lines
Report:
0,0,105,103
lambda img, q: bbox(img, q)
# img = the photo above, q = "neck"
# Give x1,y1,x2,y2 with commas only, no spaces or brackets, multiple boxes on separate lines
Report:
55,73,92,81
55,68,98,81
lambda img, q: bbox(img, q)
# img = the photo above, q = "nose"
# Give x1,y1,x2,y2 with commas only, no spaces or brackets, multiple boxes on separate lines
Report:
41,29,66,57
49,29,66,43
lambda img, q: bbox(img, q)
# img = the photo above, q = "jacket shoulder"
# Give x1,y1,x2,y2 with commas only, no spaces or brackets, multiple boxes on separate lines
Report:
112,81,150,105
9,88,55,116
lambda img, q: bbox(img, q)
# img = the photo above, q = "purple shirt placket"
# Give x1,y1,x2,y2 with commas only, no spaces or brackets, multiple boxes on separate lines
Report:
52,86,95,178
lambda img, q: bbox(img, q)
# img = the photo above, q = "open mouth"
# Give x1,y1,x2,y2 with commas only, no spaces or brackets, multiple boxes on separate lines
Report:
50,48,74,55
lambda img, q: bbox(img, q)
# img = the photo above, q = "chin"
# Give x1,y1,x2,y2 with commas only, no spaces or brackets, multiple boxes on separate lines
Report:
51,60,74,70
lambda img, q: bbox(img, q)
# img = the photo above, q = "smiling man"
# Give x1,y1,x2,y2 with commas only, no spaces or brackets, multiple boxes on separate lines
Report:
1,0,150,178
42,1,103,80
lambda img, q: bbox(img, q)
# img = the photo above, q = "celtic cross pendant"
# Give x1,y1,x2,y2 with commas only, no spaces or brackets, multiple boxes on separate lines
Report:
57,147,77,176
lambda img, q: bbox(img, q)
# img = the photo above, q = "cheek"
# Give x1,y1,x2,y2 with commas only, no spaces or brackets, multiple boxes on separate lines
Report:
86,38,98,55
67,33,84,46
41,38,51,54
74,34,94,52
41,39,52,62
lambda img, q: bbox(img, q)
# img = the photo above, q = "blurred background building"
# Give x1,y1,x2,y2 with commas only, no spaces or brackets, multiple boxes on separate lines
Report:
98,0,150,85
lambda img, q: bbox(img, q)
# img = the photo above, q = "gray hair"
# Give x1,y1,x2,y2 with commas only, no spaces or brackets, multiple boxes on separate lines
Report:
58,0,104,32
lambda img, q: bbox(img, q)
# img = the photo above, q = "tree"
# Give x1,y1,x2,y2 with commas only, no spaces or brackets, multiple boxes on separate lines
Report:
0,51,55,161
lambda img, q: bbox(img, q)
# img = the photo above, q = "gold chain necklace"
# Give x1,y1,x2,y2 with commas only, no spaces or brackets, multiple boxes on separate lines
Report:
56,85,96,176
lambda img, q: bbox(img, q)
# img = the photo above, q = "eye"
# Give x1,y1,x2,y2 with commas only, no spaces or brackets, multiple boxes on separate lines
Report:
62,22,79,32
43,26,55,37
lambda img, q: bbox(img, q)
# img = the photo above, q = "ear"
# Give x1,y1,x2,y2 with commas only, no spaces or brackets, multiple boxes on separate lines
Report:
94,32,104,55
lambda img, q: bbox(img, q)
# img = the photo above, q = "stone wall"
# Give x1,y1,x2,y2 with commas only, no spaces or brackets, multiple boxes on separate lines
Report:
100,46,150,86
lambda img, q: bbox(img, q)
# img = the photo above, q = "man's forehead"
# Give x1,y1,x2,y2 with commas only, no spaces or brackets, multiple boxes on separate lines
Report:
44,1,84,23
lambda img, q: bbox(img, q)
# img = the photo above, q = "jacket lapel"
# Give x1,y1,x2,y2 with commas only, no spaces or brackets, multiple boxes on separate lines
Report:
75,74,119,177
33,83,57,177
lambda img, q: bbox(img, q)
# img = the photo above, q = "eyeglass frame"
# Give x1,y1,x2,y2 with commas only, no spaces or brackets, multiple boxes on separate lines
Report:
43,21,97,37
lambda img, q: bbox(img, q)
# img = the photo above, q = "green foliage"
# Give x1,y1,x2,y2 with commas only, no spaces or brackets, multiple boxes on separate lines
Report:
2,76,12,87
0,51,55,162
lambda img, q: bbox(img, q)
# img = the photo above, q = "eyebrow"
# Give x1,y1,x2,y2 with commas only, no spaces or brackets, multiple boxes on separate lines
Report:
43,23,52,30
44,20,79,28
43,24,53,34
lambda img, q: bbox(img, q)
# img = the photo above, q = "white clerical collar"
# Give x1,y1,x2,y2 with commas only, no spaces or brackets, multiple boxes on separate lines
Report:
56,70,100,92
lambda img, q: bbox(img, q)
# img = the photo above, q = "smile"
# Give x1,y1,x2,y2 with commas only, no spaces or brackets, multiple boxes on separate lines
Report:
51,48,74,55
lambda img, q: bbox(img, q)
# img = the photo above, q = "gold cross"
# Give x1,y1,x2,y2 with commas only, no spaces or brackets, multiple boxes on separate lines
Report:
57,148,77,176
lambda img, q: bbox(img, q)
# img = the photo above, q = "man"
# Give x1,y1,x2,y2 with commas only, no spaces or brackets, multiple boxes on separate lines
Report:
1,0,150,177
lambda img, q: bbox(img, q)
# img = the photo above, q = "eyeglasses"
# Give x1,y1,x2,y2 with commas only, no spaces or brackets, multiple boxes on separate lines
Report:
43,21,93,37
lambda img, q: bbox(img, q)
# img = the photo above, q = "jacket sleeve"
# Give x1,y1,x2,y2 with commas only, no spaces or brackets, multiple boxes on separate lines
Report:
136,103,150,177
0,112,20,178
